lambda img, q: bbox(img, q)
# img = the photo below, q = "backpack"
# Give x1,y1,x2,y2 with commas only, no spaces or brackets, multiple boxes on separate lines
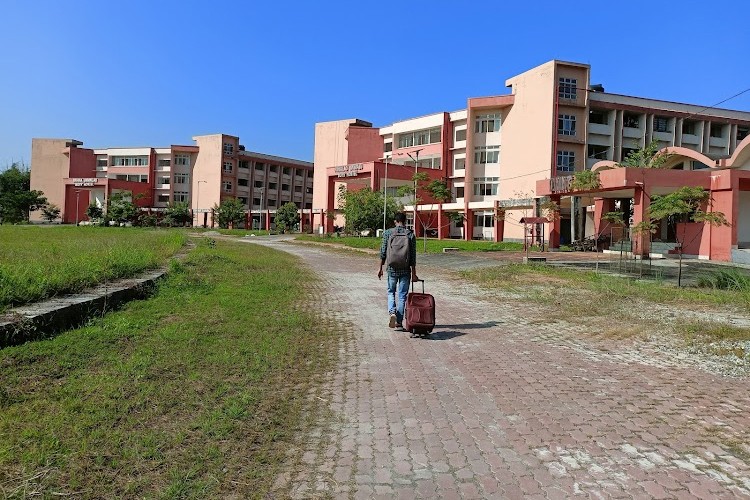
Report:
386,230,411,270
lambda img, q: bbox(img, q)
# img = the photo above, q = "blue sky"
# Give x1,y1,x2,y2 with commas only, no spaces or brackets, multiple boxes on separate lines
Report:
2,0,749,168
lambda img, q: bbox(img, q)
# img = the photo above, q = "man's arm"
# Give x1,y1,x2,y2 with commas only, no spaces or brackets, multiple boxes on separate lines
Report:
378,230,388,280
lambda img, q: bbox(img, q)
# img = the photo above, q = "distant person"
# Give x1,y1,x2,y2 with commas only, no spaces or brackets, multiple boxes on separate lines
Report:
378,212,419,331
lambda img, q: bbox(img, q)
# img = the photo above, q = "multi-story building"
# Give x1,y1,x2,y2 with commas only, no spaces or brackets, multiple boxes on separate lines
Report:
313,60,750,261
31,134,314,229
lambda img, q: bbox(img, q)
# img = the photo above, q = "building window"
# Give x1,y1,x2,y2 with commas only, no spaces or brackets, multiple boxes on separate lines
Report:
454,157,465,172
304,202,312,209
384,142,393,152
223,143,234,155
738,127,749,142
455,187,465,198
558,78,577,100
238,178,249,187
158,176,170,185
294,185,303,193
295,169,303,177
558,114,576,136
97,158,108,168
268,182,277,190
623,113,640,128
223,162,233,173
268,198,277,207
157,158,171,167
306,186,313,194
282,184,290,191
282,167,291,175
556,151,575,172
622,148,637,160
239,161,249,169
254,180,263,188
588,145,609,160
112,156,149,166
174,154,190,166
589,109,608,125
223,181,232,192
404,156,441,169
455,128,467,142
474,213,494,228
174,173,189,184
473,177,499,196
475,114,501,133
157,194,170,203
474,146,499,164
654,116,670,133
269,165,278,173
173,191,188,203
238,196,248,205
255,162,265,171
397,127,441,148
253,197,261,206
682,120,697,135
710,123,724,138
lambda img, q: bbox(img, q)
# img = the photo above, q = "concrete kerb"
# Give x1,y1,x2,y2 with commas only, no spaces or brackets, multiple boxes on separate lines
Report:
0,244,194,349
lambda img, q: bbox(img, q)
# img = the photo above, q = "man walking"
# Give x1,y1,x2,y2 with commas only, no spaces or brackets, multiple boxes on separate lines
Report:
378,212,419,331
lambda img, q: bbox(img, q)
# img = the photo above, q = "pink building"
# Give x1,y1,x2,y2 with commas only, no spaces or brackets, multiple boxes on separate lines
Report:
31,134,314,229
313,60,750,262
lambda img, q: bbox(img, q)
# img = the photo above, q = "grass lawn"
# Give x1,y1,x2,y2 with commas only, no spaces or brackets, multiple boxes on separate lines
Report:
0,238,340,498
462,263,750,342
295,234,524,253
0,226,186,312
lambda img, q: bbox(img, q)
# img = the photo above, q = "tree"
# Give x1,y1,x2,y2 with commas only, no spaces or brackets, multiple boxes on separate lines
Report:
86,203,103,221
275,202,300,233
40,204,61,223
647,187,729,286
108,191,138,224
164,201,192,227
337,186,400,234
0,164,47,224
618,139,673,169
214,198,245,229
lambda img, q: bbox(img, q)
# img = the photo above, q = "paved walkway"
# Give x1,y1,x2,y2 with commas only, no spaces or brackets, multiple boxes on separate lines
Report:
252,237,750,499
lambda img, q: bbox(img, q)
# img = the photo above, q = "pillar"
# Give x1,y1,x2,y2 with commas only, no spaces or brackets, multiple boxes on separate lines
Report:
326,178,336,233
265,210,271,232
547,195,561,250
245,212,250,229
464,209,474,241
437,204,444,240
632,186,650,257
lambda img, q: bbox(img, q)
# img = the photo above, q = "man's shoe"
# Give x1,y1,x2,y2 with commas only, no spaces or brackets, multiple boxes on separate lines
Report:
394,325,405,332
388,313,397,328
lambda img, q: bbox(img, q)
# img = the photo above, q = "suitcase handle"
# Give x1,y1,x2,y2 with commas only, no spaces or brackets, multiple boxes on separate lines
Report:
411,279,425,294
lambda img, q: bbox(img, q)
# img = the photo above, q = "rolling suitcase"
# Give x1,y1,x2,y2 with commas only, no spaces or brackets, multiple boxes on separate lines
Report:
404,279,435,336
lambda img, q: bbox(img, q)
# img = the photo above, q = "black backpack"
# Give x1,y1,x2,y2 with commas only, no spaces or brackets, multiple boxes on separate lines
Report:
386,230,410,270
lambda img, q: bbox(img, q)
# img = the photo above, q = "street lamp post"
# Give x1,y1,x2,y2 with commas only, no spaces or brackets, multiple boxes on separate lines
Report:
75,190,81,225
196,180,207,227
406,149,423,233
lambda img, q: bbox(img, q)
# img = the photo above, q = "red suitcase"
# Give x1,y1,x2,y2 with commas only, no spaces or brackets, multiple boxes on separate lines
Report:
405,280,435,336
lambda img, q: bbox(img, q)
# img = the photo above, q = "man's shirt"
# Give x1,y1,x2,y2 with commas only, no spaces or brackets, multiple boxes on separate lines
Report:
380,226,417,277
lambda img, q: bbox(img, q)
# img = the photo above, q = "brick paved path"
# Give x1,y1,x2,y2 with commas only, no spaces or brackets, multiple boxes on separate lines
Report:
256,238,750,499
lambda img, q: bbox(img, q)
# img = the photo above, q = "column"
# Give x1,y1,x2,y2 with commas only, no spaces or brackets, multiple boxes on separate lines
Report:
493,201,504,243
632,186,651,257
464,209,474,241
437,204,445,240
265,210,271,232
547,195,561,250
326,178,336,234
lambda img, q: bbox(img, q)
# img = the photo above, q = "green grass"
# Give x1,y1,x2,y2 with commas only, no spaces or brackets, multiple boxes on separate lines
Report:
0,239,340,498
295,234,524,253
191,228,272,237
0,226,186,312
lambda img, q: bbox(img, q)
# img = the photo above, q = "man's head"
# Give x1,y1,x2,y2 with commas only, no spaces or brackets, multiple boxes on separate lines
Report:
394,212,406,226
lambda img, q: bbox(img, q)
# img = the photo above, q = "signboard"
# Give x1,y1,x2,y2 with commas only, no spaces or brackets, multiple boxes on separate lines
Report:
549,175,574,193
497,197,534,208
334,163,364,178
73,178,98,187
